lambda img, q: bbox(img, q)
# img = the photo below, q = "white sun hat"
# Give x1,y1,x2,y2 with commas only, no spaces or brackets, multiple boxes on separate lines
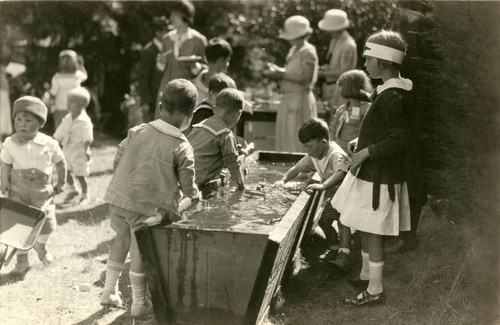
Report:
279,15,313,41
318,9,350,32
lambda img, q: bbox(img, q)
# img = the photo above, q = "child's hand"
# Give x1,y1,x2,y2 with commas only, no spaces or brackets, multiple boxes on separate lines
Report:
237,182,246,191
273,179,285,189
347,138,358,156
306,183,324,192
143,212,163,227
351,148,370,175
1,183,10,196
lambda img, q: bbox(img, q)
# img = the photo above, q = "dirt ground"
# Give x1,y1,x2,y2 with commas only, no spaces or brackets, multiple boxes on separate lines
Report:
0,134,494,325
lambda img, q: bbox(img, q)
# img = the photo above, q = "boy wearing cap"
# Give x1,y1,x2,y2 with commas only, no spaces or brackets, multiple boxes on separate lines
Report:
318,9,357,121
49,49,88,128
54,87,94,204
0,96,67,274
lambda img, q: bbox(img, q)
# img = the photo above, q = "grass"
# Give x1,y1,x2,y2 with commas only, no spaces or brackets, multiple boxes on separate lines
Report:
0,137,496,325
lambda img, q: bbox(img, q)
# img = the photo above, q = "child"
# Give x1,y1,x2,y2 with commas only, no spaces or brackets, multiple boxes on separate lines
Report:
189,73,237,131
193,38,233,103
188,88,245,197
0,96,66,273
330,70,372,151
49,49,88,129
53,87,93,204
331,30,412,306
280,118,351,267
100,79,200,317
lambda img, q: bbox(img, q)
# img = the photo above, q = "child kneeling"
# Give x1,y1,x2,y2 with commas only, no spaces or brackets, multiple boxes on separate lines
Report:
280,118,352,269
0,96,66,273
100,79,200,317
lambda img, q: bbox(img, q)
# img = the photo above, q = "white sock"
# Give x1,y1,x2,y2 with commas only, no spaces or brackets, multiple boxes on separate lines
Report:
360,251,370,280
129,271,147,304
367,260,384,295
37,234,50,244
103,260,124,294
338,247,351,255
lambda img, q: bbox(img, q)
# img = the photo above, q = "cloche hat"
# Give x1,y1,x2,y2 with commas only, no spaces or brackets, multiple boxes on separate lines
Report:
318,9,350,32
13,96,48,125
279,16,313,41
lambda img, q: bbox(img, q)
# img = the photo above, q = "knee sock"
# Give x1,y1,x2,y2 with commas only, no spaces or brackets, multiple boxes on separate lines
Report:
359,251,370,281
367,261,384,295
103,260,124,294
129,271,147,304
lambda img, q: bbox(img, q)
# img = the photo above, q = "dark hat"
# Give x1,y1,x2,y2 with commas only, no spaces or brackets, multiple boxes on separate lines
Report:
171,0,195,25
152,16,169,31
13,96,48,125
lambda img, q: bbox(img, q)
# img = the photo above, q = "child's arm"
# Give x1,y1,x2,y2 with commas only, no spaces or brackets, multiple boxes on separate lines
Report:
222,134,245,190
1,162,12,195
54,160,67,194
306,170,347,191
278,155,314,184
176,142,200,199
113,127,137,171
282,166,301,183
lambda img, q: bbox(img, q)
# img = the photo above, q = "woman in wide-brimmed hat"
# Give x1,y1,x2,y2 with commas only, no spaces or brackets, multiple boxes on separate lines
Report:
318,9,358,122
154,0,207,118
264,15,319,152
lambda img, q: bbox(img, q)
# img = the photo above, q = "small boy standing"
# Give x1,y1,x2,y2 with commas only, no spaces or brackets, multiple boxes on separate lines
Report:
280,118,352,269
54,87,93,203
188,88,245,196
100,79,200,318
193,38,233,103
0,96,66,273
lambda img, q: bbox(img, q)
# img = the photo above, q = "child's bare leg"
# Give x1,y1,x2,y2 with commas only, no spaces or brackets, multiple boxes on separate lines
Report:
64,171,79,202
129,232,152,317
330,221,352,270
101,232,131,306
76,176,88,200
359,232,370,281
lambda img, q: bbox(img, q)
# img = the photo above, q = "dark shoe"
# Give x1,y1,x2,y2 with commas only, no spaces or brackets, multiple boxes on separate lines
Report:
343,290,386,306
328,251,350,272
348,277,369,290
318,249,338,262
385,239,418,254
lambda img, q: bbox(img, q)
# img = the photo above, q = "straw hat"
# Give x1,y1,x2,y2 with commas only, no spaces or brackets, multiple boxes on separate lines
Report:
279,16,313,41
318,9,350,32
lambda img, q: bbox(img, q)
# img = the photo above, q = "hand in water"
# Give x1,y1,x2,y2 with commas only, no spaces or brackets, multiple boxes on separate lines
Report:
143,213,163,227
273,179,285,189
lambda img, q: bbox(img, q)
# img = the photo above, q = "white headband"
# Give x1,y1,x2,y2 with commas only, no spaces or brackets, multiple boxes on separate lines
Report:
363,42,405,64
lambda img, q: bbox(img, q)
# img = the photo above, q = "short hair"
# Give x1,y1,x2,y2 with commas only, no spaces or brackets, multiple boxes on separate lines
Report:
298,118,329,143
68,87,91,107
366,30,407,69
160,79,198,115
208,73,237,94
215,88,244,113
205,38,233,63
170,0,195,26
338,70,373,100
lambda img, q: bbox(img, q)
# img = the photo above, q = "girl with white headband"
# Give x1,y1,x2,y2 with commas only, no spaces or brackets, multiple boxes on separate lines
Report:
330,30,413,306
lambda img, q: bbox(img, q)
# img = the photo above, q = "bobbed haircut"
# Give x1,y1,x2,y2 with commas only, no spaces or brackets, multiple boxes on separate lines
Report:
366,30,407,69
208,73,237,94
338,69,373,101
68,87,91,107
298,118,329,143
205,38,233,63
160,79,198,115
215,88,244,113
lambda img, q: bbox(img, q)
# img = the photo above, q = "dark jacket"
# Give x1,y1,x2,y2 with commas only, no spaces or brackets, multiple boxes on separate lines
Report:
137,40,163,106
356,83,412,209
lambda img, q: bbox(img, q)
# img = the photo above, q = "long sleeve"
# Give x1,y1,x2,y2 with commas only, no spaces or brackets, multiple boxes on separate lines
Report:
175,141,199,198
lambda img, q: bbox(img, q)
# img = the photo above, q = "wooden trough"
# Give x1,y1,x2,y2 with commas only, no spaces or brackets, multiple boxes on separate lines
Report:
135,151,324,325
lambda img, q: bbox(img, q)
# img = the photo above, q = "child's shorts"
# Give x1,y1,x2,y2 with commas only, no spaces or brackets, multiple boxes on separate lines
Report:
64,149,90,176
321,201,341,222
109,204,149,235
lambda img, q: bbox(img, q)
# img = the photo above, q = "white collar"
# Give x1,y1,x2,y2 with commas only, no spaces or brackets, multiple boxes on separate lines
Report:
376,77,413,94
153,37,163,51
11,132,50,146
168,28,195,42
72,110,91,123
149,119,185,140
